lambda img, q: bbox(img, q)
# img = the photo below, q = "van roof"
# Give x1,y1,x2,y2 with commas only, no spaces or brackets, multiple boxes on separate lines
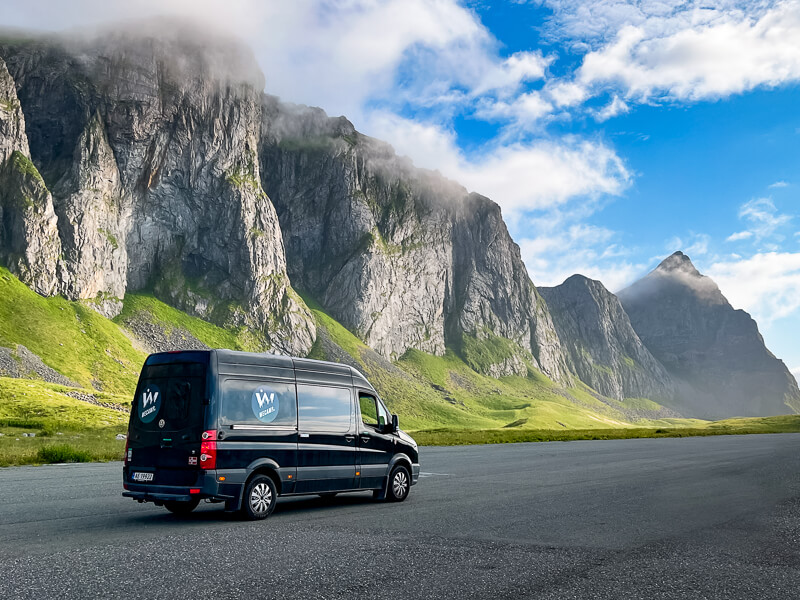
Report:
145,349,375,392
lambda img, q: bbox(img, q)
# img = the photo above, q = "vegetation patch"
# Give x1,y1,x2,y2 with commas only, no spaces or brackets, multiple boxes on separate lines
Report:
0,267,145,394
115,293,263,352
458,330,530,375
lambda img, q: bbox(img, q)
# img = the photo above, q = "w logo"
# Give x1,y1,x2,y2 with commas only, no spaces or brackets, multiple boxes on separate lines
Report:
142,389,159,407
252,387,279,423
255,390,275,408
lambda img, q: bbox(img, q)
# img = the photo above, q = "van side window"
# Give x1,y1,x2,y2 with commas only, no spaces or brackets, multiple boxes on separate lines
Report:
298,385,352,433
376,398,391,427
359,393,378,427
220,379,298,427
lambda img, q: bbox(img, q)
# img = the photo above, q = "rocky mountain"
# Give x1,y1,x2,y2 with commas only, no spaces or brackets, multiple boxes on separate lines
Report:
617,252,800,418
0,28,314,355
540,275,675,403
0,25,797,420
0,26,570,382
260,98,569,379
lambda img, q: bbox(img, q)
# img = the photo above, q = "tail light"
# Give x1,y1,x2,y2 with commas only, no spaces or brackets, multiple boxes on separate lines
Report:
124,434,131,463
200,430,217,470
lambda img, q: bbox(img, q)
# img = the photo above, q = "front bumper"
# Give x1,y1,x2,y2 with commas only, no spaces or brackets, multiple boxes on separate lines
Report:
411,463,421,485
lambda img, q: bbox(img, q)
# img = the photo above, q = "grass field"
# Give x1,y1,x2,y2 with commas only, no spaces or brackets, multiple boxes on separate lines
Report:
412,415,800,446
0,378,129,466
0,269,798,467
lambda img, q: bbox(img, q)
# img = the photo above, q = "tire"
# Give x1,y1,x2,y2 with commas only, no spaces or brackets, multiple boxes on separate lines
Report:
386,465,411,502
164,498,200,515
240,474,277,520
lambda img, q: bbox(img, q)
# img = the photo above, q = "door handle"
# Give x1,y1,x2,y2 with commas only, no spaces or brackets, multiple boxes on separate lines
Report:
344,435,355,442
360,435,370,443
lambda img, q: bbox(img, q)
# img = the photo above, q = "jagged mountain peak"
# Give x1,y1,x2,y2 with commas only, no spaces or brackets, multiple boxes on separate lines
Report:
618,253,800,418
655,250,704,278
620,251,726,306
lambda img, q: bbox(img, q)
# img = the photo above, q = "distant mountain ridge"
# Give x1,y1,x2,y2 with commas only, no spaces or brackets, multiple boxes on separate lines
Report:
0,25,797,420
618,252,800,418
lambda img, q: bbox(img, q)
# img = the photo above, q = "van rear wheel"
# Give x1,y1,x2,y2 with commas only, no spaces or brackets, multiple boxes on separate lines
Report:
241,474,277,520
387,465,411,502
164,498,200,515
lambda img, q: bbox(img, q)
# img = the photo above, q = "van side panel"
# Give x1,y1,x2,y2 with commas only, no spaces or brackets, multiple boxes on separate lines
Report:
213,354,300,496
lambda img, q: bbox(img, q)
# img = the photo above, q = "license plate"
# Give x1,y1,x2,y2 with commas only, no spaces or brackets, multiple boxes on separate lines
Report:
132,472,154,482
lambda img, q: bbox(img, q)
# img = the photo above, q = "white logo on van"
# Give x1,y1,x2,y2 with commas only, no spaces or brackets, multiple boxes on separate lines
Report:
139,385,162,424
251,387,279,423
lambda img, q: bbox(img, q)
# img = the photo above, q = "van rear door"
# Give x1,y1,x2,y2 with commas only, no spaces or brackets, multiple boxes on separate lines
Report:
127,356,208,487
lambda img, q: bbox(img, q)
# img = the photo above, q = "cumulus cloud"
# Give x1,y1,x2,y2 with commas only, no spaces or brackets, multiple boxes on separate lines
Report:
769,180,789,188
707,252,800,323
791,366,800,384
367,112,630,213
534,1,800,111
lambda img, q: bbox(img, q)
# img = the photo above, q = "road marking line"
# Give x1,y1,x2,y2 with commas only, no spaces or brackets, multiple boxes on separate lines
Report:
419,472,450,477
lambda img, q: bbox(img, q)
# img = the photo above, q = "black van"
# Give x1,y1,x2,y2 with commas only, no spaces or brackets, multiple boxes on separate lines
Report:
122,350,420,519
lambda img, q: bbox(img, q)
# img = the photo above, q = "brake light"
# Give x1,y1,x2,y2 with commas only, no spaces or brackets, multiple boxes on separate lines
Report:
200,430,217,470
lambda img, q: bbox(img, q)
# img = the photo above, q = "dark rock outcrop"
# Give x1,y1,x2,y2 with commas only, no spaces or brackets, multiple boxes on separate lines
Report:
618,252,800,417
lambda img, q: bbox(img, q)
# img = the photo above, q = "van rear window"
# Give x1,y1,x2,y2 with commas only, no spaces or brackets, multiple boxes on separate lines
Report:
133,362,206,431
220,379,297,427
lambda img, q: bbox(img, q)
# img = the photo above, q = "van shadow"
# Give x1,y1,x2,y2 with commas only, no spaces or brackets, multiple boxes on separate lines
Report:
123,491,377,526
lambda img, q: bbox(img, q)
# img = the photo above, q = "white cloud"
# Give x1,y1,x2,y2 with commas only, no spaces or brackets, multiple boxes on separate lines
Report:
594,95,630,121
738,197,792,242
707,252,800,324
769,180,789,188
517,220,644,290
535,1,800,110
791,365,800,383
472,50,553,96
367,112,630,213
726,231,754,242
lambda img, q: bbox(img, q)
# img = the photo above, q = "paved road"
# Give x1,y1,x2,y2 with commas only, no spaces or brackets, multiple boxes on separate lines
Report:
1,434,799,599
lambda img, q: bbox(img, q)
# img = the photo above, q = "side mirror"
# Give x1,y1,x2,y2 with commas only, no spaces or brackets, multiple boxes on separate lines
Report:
392,414,399,433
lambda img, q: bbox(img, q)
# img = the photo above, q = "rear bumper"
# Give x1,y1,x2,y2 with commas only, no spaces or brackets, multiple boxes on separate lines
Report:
122,470,234,504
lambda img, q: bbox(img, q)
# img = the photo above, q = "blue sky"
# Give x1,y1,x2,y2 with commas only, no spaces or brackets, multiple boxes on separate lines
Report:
4,1,800,379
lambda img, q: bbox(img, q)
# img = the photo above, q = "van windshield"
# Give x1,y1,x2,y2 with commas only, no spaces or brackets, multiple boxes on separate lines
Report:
131,362,206,432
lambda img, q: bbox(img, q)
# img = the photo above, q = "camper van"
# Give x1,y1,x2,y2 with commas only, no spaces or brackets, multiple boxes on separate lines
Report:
122,350,420,520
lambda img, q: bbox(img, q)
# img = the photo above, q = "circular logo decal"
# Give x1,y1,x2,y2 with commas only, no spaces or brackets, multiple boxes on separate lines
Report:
158,419,165,429
251,386,279,423
139,384,162,423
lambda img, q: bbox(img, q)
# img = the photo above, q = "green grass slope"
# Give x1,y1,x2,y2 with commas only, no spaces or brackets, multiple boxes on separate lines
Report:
0,269,796,466
0,267,145,394
114,293,264,351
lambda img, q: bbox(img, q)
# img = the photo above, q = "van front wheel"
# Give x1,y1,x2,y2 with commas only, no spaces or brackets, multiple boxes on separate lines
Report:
387,465,411,502
241,474,277,520
164,498,200,515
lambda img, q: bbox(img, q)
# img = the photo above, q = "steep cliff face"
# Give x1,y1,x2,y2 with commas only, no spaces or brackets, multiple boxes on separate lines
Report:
0,57,61,296
0,30,314,355
260,98,571,380
618,252,800,417
540,275,675,403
